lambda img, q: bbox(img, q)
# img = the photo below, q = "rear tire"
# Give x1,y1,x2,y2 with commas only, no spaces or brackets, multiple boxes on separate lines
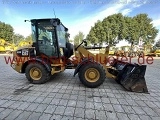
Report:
25,62,51,84
78,63,105,88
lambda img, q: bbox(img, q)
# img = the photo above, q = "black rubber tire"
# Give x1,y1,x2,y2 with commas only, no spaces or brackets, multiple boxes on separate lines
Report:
25,62,51,84
78,63,105,88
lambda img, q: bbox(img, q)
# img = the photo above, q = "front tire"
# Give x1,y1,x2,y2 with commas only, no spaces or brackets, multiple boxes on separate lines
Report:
25,62,51,84
78,63,105,88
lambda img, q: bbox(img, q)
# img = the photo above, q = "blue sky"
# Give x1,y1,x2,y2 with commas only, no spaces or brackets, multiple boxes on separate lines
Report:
0,0,160,45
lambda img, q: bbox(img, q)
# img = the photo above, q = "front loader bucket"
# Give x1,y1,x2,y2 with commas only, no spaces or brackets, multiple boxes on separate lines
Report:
110,60,148,93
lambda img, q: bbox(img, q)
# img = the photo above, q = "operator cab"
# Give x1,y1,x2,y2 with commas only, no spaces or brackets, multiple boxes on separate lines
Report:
31,18,73,58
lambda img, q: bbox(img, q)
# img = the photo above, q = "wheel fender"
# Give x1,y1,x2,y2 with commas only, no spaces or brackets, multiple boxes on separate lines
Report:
73,58,94,76
23,58,52,73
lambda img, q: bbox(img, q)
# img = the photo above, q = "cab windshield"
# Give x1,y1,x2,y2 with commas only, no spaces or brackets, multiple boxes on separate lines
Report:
36,20,57,56
38,22,55,43
56,24,67,48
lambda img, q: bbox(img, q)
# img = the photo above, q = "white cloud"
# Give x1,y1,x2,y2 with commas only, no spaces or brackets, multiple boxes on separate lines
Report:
152,18,160,41
1,6,31,37
68,3,125,39
121,8,132,15
12,24,31,37
126,0,147,7
152,19,160,27
1,0,147,39
11,21,31,37
155,34,160,42
68,0,147,40
12,16,31,37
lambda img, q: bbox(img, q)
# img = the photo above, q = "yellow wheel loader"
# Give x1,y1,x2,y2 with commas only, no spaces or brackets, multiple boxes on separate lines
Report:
11,18,148,93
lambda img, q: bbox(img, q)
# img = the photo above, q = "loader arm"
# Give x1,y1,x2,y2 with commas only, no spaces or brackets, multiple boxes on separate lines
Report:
74,45,117,79
75,46,107,64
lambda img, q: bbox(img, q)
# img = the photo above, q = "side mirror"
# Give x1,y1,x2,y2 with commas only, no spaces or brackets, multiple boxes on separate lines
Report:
24,20,30,22
65,33,70,38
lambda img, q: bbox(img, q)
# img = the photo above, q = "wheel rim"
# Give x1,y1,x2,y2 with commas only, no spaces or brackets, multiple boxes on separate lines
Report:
29,67,42,80
85,68,100,82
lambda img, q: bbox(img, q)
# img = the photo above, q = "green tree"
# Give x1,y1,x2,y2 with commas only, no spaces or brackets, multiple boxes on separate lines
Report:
0,21,14,42
86,13,159,47
86,27,98,45
73,31,85,46
87,13,125,46
0,39,5,46
124,16,139,46
94,20,106,46
13,34,25,45
133,14,158,46
102,13,125,45
25,34,32,44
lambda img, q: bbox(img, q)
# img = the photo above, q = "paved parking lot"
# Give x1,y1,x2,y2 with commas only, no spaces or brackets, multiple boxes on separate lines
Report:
0,54,160,120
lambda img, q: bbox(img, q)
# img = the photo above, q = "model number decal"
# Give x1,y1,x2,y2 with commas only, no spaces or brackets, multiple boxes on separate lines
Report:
22,49,28,56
